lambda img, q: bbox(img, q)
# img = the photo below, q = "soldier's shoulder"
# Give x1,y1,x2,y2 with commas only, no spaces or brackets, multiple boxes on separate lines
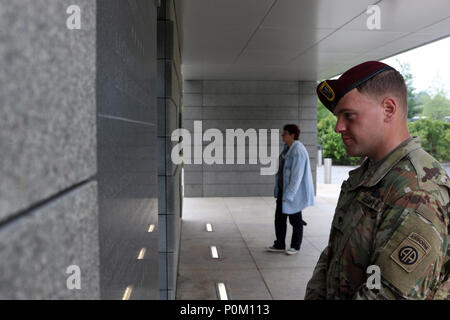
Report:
407,148,450,190
379,149,450,231
382,148,450,202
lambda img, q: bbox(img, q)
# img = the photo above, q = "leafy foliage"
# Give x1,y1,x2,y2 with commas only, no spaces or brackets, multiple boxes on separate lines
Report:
420,90,450,120
317,100,329,123
317,108,361,165
397,60,421,119
408,119,450,162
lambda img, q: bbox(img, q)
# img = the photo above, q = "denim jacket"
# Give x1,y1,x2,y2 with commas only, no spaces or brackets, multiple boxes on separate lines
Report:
274,140,315,214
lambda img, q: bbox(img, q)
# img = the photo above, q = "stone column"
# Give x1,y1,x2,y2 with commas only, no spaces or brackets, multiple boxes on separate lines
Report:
157,0,183,300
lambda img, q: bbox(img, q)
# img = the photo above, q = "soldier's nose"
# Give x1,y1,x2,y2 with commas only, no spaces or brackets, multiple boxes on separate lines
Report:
335,117,345,134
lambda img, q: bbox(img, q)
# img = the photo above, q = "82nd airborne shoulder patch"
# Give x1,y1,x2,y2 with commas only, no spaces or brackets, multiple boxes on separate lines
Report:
390,232,431,273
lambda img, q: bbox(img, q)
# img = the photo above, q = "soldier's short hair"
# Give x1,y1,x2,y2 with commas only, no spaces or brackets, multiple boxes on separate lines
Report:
356,69,408,117
283,124,300,140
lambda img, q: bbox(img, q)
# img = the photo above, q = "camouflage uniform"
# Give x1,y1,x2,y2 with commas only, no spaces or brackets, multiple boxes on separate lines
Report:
305,136,450,299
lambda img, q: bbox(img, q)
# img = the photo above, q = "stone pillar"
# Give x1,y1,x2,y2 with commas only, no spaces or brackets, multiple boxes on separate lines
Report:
157,0,183,300
299,81,318,195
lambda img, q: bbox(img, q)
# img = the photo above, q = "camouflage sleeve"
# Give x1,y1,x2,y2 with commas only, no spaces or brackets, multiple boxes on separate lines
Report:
354,192,448,300
304,246,329,300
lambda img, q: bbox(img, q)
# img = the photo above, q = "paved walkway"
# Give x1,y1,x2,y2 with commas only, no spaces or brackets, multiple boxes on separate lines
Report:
176,163,449,300
316,164,356,185
443,164,450,177
176,184,338,300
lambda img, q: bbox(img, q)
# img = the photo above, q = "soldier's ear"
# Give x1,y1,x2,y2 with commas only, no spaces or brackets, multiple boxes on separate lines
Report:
381,97,397,122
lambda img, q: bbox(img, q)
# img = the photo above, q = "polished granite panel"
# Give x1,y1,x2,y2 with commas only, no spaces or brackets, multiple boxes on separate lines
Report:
0,0,96,221
0,182,99,299
97,0,159,300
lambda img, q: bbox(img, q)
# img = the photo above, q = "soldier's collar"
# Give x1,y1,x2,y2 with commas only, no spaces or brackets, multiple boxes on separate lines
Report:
348,136,421,190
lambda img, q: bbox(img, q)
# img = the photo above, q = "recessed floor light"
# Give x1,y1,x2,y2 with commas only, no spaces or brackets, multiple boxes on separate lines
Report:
210,246,219,259
122,286,133,300
216,282,229,300
137,248,146,260
206,223,213,232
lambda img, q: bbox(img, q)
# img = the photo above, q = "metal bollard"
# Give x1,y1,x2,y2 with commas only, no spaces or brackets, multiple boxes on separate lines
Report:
324,158,332,184
318,148,323,167
181,167,184,198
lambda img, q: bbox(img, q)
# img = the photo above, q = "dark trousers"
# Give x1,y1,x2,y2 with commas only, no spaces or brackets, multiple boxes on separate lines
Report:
273,198,303,250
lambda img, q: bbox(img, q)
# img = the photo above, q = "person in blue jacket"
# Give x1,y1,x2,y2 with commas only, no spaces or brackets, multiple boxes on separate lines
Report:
267,124,315,255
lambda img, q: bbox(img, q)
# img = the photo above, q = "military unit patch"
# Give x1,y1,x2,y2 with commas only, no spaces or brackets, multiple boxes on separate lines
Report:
318,81,335,102
390,232,431,273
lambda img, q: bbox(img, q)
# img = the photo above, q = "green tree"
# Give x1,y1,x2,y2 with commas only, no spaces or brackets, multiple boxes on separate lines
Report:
397,60,421,119
421,90,450,120
317,113,360,165
413,90,430,116
317,99,329,123
408,119,450,162
416,91,431,104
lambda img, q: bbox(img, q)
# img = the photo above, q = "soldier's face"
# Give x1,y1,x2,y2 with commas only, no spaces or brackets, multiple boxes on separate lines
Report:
333,89,384,159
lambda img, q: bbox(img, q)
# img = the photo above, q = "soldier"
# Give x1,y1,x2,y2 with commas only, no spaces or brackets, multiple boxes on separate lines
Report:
305,61,450,299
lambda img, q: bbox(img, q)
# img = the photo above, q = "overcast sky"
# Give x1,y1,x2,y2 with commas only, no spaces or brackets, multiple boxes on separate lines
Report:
382,36,450,97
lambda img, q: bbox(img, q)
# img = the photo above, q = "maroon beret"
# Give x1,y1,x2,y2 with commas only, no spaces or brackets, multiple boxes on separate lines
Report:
317,61,395,113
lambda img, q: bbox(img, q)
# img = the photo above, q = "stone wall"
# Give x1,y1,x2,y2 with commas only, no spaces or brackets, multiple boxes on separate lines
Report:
183,80,317,197
0,0,99,299
97,0,159,299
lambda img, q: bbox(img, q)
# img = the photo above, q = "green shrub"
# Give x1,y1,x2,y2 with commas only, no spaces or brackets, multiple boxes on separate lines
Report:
317,114,361,165
408,119,450,162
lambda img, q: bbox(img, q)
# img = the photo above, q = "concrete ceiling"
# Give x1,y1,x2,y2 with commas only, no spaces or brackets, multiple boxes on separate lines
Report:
176,0,450,81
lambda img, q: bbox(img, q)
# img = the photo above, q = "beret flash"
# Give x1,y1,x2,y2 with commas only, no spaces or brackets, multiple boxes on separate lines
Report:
317,61,395,113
